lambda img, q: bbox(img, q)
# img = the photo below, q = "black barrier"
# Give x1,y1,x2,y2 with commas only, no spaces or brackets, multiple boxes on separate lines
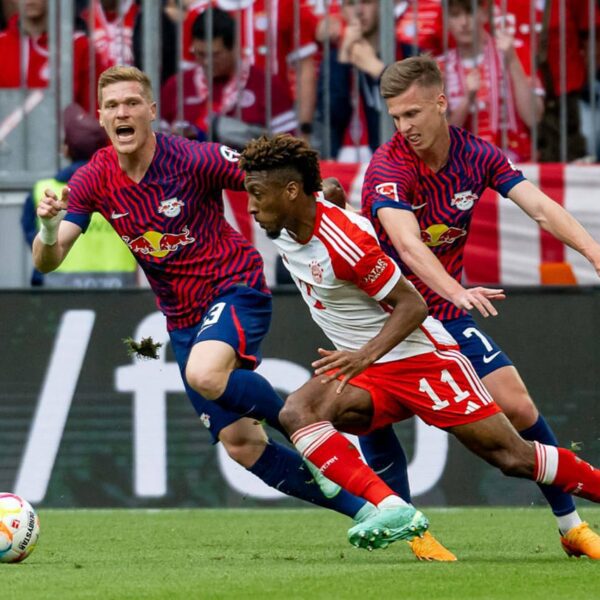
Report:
0,288,599,508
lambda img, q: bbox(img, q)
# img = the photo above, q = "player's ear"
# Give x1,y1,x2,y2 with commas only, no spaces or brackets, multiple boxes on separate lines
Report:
150,101,157,122
437,92,448,116
286,180,300,200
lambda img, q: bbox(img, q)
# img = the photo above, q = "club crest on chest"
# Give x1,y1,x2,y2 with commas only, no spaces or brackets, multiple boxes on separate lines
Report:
451,190,478,211
158,197,184,218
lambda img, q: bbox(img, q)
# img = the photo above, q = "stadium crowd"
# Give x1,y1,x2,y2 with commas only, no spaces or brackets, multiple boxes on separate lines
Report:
1,0,598,162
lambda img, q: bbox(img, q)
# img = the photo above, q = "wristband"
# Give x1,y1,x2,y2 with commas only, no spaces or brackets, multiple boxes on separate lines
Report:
39,210,65,245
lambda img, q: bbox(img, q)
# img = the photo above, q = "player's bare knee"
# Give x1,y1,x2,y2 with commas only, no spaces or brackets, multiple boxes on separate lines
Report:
220,427,268,468
279,401,302,435
504,398,538,431
279,391,315,434
186,366,229,400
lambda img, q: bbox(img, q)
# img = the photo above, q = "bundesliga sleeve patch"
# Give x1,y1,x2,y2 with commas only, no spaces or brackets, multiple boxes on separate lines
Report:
219,145,240,162
375,182,399,202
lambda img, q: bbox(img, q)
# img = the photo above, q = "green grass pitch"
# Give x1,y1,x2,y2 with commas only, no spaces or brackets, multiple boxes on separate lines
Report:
3,507,600,599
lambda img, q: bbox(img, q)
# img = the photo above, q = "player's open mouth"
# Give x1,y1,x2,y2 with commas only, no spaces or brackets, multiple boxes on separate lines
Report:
116,125,135,141
407,134,420,144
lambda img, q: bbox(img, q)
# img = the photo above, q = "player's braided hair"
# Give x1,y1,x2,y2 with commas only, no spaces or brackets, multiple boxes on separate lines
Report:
239,134,322,195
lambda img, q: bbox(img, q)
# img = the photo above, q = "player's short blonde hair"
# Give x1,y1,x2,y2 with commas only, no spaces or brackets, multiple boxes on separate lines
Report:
380,56,443,99
98,66,154,106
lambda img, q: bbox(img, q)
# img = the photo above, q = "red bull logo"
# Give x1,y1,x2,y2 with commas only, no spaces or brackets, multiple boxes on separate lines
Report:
122,226,195,257
420,224,466,247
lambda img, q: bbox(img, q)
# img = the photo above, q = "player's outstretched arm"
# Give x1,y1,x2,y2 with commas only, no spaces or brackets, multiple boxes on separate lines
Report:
378,207,505,317
312,276,428,393
509,180,600,277
32,187,82,273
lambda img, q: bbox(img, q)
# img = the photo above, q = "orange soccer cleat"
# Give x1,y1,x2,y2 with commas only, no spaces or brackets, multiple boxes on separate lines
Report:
560,522,600,559
408,531,457,562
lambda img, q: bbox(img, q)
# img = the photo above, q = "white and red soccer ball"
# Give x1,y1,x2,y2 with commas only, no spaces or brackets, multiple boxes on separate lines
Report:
0,493,40,563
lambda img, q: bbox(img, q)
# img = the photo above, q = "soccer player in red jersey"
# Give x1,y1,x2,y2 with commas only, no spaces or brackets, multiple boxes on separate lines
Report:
31,65,380,544
240,133,600,552
361,55,600,558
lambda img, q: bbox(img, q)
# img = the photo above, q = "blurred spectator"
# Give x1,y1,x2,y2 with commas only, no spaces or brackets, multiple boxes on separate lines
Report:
181,1,319,140
496,0,600,162
316,0,405,160
21,103,137,288
438,0,543,163
395,0,444,55
132,0,179,85
79,0,139,67
0,0,93,110
0,0,17,31
160,8,297,149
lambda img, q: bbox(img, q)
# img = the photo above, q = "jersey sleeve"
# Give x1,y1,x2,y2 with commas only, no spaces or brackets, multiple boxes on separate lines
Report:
63,159,100,232
318,207,401,301
195,142,246,192
484,141,526,197
362,149,416,218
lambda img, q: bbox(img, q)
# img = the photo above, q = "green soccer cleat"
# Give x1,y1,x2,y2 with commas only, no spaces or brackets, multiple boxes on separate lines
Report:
303,459,341,499
347,505,429,551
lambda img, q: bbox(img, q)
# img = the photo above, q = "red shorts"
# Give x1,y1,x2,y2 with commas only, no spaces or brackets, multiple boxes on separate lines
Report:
348,349,501,432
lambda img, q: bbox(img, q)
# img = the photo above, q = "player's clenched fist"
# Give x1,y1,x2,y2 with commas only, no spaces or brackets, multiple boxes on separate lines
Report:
37,187,69,245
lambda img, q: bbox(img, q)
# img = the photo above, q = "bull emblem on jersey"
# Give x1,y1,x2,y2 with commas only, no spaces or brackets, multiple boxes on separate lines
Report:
310,259,324,284
451,190,478,211
375,182,399,202
420,224,467,247
122,226,195,257
158,197,184,218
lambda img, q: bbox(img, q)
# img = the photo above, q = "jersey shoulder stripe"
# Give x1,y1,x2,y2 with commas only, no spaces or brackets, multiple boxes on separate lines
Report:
318,212,365,266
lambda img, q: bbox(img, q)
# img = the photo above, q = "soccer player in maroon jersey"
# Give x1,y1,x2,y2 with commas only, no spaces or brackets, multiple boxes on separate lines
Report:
240,132,600,552
31,65,380,542
361,55,600,558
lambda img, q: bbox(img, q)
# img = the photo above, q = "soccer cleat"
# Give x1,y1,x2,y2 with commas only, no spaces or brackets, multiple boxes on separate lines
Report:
560,522,600,559
408,531,457,561
347,505,429,550
303,459,341,499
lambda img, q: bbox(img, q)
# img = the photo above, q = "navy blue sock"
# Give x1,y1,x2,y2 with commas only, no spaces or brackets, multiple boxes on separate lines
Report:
520,415,576,517
249,440,367,518
359,426,412,503
215,369,285,435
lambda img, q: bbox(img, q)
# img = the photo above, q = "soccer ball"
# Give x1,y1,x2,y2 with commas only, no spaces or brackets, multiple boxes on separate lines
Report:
0,493,40,563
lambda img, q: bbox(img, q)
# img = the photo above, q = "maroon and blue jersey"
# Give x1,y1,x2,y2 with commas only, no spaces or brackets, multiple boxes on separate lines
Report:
65,133,268,330
362,126,525,321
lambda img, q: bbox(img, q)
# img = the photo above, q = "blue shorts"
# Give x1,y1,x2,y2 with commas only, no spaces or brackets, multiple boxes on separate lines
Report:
169,285,272,442
442,313,513,379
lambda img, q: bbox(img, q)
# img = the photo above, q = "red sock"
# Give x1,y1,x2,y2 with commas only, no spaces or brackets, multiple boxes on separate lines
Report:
534,442,600,502
291,422,396,506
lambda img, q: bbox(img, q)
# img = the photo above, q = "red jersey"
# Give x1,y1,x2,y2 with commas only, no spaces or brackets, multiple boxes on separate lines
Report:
362,126,525,322
496,0,599,94
396,0,444,55
65,135,267,330
160,62,296,134
182,0,318,91
0,15,92,110
80,0,139,68
438,33,539,162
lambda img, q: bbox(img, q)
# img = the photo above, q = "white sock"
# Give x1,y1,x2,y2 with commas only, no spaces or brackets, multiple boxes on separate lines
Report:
377,495,409,509
557,511,583,536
